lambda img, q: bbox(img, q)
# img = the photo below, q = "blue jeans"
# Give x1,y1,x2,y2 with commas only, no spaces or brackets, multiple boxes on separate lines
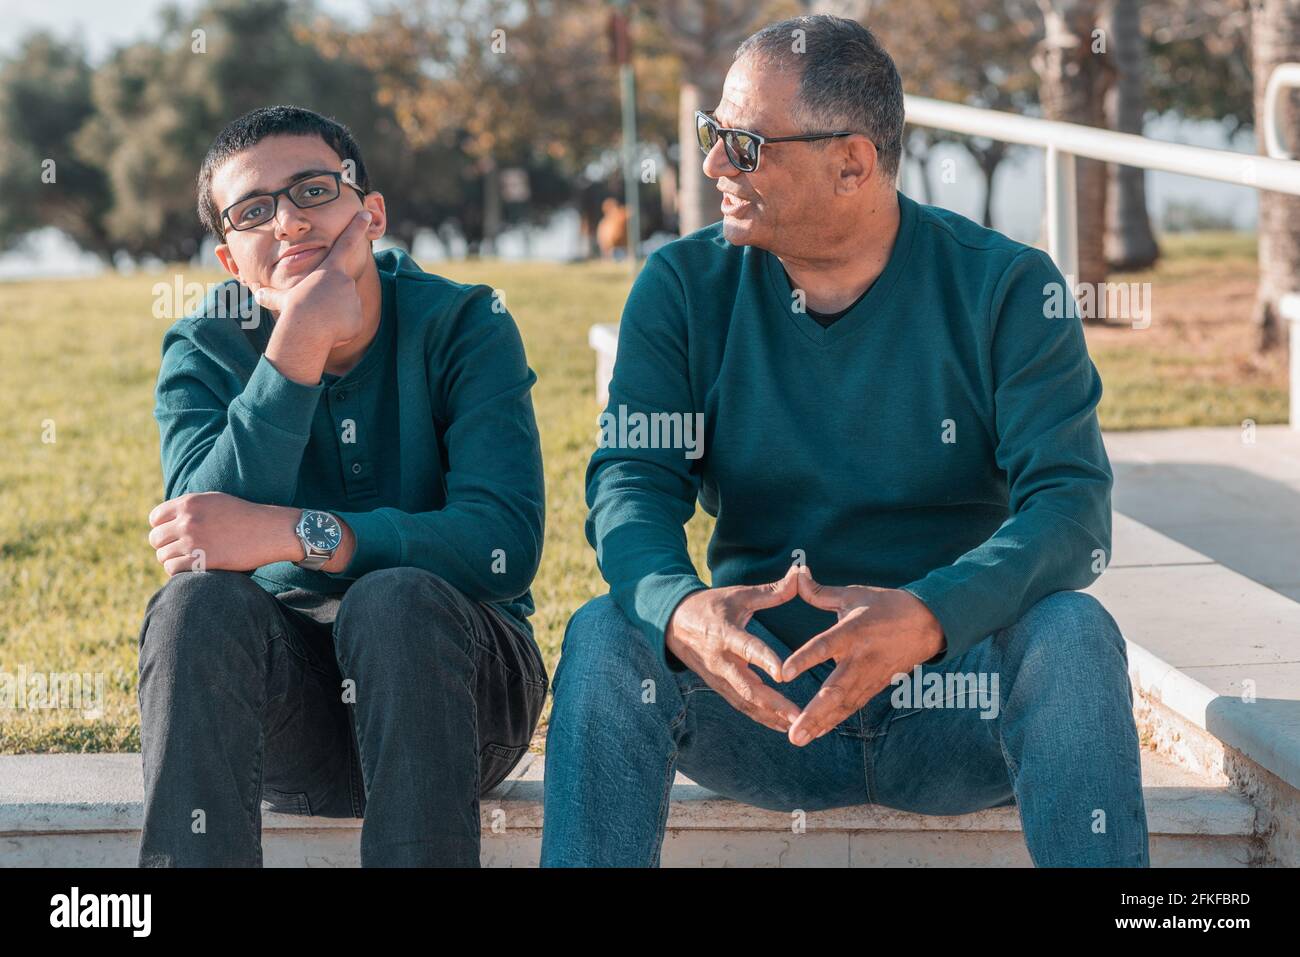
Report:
137,568,548,867
541,589,1149,866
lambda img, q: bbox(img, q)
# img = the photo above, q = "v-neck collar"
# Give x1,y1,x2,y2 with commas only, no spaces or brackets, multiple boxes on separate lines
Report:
760,189,918,346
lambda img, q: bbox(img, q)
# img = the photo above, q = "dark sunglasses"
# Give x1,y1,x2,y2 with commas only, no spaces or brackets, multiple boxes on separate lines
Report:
221,170,366,234
695,109,857,173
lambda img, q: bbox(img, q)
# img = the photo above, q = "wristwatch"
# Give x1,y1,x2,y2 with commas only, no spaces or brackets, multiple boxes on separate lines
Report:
295,509,342,571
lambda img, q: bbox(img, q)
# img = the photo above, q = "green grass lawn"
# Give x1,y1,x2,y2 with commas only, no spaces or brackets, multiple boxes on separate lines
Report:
1089,231,1288,430
0,258,715,752
0,233,1286,752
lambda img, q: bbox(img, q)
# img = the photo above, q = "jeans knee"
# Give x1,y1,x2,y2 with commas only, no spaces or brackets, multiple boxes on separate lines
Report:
999,590,1127,681
150,568,265,610
142,571,270,642
553,595,663,717
334,567,474,663
338,567,468,627
139,571,273,675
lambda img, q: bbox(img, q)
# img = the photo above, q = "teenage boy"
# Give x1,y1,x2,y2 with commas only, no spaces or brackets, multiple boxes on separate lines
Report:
138,105,547,867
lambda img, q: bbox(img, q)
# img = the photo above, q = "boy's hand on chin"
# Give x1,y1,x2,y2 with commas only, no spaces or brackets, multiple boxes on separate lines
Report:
253,209,372,350
253,210,372,384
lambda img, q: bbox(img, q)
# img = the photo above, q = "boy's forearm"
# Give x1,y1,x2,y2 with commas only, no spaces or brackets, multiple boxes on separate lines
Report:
263,310,336,386
259,504,356,572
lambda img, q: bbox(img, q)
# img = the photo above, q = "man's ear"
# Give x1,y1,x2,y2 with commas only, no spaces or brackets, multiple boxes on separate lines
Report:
362,191,388,242
836,136,878,195
214,241,240,280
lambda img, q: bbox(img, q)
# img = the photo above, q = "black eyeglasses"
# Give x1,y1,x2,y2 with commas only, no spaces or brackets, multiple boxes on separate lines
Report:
695,110,857,173
221,171,366,234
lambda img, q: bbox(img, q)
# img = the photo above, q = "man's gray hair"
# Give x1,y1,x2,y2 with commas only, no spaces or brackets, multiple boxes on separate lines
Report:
735,15,904,180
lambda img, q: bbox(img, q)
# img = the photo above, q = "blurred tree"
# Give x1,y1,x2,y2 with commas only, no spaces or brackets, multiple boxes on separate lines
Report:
75,0,386,261
1031,0,1113,299
1249,0,1300,352
820,0,1158,277
1145,0,1254,137
328,0,678,253
0,34,114,260
1,0,681,260
853,0,1039,228
653,0,775,235
902,128,945,204
1103,0,1159,270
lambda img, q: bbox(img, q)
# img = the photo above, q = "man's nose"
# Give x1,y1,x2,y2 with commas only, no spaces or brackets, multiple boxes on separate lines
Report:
701,136,737,181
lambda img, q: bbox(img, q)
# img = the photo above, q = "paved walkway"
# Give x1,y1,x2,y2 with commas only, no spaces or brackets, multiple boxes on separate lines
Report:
1105,424,1300,604
1088,425,1300,793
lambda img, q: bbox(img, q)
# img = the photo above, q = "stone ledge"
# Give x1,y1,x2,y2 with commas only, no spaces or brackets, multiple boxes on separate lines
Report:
0,750,1257,840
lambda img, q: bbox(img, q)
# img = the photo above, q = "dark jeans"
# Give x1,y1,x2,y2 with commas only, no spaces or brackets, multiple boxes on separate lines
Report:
137,567,548,867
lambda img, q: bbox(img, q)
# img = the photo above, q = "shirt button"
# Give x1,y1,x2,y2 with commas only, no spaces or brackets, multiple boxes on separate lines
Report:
351,463,362,475
335,391,347,401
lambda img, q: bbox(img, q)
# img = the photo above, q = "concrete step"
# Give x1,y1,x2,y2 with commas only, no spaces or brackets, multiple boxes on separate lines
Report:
0,747,1260,867
1086,509,1300,866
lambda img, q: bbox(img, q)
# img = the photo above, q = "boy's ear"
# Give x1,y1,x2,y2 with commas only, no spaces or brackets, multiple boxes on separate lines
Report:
362,191,388,241
214,241,240,280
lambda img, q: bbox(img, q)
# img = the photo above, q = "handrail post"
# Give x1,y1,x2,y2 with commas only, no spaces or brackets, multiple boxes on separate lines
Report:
1284,295,1300,431
1264,63,1300,161
1045,144,1079,284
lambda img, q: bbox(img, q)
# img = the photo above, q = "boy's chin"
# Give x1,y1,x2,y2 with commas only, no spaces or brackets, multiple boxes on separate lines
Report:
267,264,315,289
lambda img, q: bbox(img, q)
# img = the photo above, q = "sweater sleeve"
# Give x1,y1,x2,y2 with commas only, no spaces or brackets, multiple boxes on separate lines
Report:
584,251,709,666
154,324,323,504
327,289,545,605
900,247,1113,665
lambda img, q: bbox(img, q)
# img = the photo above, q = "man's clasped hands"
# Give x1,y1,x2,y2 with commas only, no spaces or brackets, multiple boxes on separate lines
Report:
664,564,946,747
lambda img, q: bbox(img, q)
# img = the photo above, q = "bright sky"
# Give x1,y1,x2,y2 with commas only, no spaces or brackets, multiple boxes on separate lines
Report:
0,0,367,62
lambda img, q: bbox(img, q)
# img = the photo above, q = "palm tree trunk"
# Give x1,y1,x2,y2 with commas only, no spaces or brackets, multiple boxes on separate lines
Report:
660,0,764,236
1250,0,1300,352
1103,0,1159,270
1033,0,1113,311
677,74,725,235
967,140,1008,228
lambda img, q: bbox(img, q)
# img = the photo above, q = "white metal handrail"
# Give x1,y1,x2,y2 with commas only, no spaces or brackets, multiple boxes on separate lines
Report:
902,67,1300,428
904,90,1300,281
904,95,1300,195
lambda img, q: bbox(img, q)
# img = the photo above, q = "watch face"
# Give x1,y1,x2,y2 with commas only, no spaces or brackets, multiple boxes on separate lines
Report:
302,511,341,551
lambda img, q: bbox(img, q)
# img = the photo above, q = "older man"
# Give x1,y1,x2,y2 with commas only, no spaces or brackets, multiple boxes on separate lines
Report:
542,15,1147,867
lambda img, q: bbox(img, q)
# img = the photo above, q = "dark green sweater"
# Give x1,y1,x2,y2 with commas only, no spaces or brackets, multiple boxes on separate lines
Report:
586,190,1112,666
154,248,545,630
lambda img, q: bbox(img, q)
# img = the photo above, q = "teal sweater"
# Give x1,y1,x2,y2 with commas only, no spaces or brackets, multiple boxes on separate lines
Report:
586,190,1112,666
154,248,545,630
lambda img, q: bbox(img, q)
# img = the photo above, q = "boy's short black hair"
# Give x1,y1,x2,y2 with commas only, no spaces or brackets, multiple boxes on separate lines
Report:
197,105,372,240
